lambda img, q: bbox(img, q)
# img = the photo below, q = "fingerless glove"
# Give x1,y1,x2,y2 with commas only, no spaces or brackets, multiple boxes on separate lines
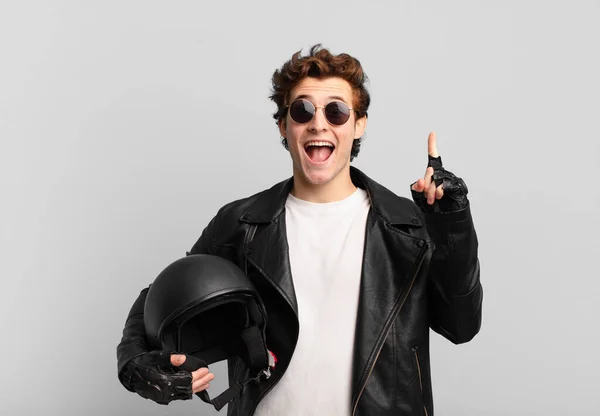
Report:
123,350,193,405
411,155,469,213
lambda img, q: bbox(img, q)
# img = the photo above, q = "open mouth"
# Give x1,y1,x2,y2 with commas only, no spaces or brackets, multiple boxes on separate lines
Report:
304,141,335,163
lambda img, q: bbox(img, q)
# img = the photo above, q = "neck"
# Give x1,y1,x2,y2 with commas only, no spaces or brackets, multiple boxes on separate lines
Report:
290,166,357,203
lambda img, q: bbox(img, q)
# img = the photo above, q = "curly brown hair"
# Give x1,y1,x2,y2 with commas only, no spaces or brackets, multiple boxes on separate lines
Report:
270,44,370,161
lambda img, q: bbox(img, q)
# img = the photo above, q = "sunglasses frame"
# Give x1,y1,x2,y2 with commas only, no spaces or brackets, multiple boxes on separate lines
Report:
285,99,355,126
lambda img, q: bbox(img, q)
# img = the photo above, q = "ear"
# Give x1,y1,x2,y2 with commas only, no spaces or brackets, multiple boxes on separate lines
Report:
353,115,367,139
278,118,287,138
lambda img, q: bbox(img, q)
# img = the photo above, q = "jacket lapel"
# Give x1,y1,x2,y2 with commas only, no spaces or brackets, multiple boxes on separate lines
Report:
240,176,298,315
239,178,300,381
245,214,298,315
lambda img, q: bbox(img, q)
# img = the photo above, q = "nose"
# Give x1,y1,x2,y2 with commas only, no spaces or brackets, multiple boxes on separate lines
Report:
308,106,329,132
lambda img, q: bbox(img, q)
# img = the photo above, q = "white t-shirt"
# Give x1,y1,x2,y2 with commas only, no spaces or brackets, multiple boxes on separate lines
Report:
254,187,371,416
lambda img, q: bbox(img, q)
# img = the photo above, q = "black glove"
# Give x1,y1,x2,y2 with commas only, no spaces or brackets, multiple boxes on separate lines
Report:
411,155,469,213
124,350,194,405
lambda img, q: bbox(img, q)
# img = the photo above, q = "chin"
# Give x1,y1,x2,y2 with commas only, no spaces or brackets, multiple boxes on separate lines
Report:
300,162,345,187
304,171,334,186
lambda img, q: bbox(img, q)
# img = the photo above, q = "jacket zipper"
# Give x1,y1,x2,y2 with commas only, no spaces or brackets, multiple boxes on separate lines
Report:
351,242,430,416
413,346,429,416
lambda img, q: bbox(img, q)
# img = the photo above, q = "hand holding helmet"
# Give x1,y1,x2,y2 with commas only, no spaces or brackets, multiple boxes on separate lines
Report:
124,350,214,405
141,254,273,411
172,354,215,394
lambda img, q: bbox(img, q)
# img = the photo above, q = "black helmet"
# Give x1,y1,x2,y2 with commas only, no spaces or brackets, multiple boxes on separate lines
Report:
144,254,274,411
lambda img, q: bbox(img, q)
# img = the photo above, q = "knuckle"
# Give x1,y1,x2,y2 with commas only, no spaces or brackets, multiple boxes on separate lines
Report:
193,368,209,378
193,380,208,392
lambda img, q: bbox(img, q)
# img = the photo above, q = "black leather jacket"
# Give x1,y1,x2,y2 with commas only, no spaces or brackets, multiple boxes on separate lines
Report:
117,166,483,415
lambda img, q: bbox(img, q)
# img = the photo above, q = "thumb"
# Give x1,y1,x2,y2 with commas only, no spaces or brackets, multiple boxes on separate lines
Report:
170,353,187,367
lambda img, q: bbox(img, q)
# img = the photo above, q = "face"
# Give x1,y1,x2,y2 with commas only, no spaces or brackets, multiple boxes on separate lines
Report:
279,77,367,193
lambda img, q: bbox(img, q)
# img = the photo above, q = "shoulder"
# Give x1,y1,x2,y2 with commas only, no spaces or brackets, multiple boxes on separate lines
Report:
189,187,272,255
214,184,279,223
189,178,291,255
209,176,289,240
207,191,264,233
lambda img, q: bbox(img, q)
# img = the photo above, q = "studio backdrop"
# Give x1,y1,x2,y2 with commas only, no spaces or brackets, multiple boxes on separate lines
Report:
1,1,598,415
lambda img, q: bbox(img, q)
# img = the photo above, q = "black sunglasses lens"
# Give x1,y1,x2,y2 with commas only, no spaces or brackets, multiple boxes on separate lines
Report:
289,100,315,123
325,102,351,125
288,100,351,125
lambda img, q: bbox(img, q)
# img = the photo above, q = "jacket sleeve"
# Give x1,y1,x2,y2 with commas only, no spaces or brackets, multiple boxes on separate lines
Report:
423,202,483,344
116,210,222,389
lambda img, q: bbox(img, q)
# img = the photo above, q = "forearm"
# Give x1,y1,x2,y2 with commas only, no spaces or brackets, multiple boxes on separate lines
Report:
116,286,151,389
425,203,483,344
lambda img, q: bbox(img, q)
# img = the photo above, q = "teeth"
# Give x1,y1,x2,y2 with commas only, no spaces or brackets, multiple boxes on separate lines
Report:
305,141,334,148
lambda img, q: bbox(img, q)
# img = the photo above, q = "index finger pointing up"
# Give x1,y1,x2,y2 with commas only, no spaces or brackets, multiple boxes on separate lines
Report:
428,132,439,157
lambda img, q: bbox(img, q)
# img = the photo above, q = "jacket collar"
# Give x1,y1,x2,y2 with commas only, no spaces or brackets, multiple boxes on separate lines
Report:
240,166,423,227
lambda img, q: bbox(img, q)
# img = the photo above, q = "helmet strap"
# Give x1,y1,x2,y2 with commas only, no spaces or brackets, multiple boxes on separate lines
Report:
177,352,270,412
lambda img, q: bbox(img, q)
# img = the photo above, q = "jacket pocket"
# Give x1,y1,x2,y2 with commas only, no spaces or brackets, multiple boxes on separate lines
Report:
412,345,430,416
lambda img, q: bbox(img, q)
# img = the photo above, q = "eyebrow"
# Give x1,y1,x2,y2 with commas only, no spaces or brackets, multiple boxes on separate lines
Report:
292,94,349,103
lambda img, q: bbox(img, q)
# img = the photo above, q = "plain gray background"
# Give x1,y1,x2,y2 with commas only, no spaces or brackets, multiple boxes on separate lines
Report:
1,1,599,415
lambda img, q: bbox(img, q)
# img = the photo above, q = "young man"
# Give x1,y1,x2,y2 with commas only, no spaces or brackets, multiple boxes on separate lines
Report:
117,45,483,415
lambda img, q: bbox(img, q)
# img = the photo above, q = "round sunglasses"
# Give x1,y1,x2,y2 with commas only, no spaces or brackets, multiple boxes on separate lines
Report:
285,99,354,126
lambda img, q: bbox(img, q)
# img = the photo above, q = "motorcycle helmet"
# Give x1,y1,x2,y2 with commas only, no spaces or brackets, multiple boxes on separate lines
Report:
144,254,274,410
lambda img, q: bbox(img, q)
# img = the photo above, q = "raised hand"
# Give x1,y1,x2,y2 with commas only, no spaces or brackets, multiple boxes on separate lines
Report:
410,132,469,213
411,132,444,205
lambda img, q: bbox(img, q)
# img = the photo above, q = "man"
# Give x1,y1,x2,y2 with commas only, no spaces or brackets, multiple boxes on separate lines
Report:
117,44,483,415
